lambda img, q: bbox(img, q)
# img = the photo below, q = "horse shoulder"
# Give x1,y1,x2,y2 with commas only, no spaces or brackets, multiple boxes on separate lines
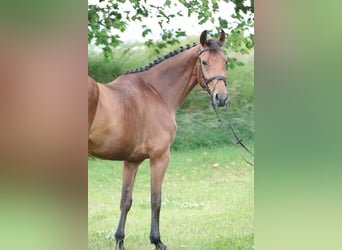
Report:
144,100,177,157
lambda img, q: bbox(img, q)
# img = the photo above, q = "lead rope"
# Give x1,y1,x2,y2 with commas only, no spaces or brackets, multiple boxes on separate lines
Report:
212,104,254,166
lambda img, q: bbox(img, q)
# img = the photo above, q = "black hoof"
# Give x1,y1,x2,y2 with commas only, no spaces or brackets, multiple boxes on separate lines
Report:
115,239,125,250
155,242,167,250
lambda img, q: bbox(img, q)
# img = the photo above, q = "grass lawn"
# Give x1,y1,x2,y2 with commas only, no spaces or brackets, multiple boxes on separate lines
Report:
88,146,254,249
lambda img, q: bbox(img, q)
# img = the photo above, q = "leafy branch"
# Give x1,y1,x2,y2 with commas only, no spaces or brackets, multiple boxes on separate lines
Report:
88,0,254,60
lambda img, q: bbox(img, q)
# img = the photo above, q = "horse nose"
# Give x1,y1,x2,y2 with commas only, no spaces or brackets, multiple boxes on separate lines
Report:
215,93,228,107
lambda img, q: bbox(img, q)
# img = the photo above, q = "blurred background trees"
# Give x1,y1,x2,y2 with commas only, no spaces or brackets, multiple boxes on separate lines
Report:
88,0,254,59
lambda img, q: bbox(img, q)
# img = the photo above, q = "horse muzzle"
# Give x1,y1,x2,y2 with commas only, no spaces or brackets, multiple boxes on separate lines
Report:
213,92,228,107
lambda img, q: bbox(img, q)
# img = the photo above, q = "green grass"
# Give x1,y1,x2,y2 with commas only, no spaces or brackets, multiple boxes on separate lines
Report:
88,147,254,249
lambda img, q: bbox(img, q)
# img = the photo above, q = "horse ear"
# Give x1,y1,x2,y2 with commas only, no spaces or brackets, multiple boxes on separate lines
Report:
200,30,207,46
218,29,226,45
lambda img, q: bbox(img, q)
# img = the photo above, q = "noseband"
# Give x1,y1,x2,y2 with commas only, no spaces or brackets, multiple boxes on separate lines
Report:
197,48,227,96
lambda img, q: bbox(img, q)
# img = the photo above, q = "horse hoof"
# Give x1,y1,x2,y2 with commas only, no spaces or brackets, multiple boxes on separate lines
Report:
115,240,125,250
115,245,125,250
156,242,167,250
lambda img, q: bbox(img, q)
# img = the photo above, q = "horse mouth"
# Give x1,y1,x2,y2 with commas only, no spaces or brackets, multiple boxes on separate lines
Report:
212,93,228,108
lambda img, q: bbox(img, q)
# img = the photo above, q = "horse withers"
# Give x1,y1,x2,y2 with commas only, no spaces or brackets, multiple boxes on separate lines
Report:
88,30,228,250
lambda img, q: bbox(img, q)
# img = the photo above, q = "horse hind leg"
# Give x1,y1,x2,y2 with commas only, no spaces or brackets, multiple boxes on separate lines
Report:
114,160,140,250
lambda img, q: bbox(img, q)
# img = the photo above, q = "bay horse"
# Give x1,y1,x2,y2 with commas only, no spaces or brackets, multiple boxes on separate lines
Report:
88,30,228,250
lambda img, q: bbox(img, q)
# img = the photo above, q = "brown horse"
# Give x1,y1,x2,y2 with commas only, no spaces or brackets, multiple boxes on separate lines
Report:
88,30,228,250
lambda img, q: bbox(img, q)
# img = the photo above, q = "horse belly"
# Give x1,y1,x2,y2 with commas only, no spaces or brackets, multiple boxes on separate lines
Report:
88,127,149,161
88,144,148,161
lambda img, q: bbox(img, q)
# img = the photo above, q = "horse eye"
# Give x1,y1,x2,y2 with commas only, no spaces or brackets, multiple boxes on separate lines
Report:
202,60,208,66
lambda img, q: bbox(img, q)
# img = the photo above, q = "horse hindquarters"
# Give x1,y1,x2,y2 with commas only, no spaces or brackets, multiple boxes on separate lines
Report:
88,77,99,132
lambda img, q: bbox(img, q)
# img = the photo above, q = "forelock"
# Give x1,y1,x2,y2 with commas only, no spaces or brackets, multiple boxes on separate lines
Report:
206,39,223,52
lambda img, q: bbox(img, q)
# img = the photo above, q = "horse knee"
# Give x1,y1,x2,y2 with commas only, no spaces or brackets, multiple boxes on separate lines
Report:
121,198,132,212
151,195,162,209
152,200,161,210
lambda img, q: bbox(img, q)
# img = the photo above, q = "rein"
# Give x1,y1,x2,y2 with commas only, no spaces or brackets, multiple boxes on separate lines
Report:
213,106,254,166
197,47,254,166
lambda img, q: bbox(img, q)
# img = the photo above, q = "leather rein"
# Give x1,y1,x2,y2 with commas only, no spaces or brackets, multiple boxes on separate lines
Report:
213,107,254,166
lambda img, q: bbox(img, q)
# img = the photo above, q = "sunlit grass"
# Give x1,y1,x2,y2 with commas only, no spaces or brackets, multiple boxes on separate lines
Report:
88,146,254,249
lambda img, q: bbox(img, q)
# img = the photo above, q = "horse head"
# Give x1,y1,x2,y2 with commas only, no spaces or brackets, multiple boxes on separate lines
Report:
198,30,228,108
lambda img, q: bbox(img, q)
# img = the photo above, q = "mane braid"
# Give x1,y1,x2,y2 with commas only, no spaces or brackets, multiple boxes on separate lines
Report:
124,42,197,75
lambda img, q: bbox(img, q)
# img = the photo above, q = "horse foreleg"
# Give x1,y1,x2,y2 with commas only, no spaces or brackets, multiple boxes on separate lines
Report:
150,150,169,250
114,160,140,250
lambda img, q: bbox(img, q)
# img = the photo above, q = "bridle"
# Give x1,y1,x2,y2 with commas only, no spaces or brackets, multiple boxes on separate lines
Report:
197,47,254,166
197,47,227,98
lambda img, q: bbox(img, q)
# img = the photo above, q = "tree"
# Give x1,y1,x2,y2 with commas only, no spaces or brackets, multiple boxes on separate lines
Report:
88,0,254,63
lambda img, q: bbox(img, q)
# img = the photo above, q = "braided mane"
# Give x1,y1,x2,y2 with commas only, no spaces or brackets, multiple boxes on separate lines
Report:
124,42,198,74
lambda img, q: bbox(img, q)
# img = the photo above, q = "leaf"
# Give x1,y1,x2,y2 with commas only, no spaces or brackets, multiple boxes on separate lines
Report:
164,0,171,7
175,30,186,38
144,39,153,47
218,17,228,29
142,28,152,37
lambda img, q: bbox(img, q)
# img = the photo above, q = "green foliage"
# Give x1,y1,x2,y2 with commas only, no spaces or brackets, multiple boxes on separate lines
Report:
88,0,254,60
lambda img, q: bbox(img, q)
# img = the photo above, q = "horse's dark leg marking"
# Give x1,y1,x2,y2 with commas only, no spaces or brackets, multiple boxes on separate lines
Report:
149,150,169,250
114,160,140,250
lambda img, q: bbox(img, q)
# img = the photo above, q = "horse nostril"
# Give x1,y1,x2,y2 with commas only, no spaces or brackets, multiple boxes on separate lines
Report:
214,93,228,107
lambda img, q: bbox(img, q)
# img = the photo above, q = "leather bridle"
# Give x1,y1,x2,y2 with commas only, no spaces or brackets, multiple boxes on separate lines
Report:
197,47,227,97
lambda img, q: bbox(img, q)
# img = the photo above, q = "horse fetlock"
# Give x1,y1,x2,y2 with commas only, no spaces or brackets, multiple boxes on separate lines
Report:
150,231,161,245
115,231,125,243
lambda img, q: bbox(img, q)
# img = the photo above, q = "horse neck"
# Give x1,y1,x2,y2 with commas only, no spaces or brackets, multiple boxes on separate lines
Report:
145,46,200,112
